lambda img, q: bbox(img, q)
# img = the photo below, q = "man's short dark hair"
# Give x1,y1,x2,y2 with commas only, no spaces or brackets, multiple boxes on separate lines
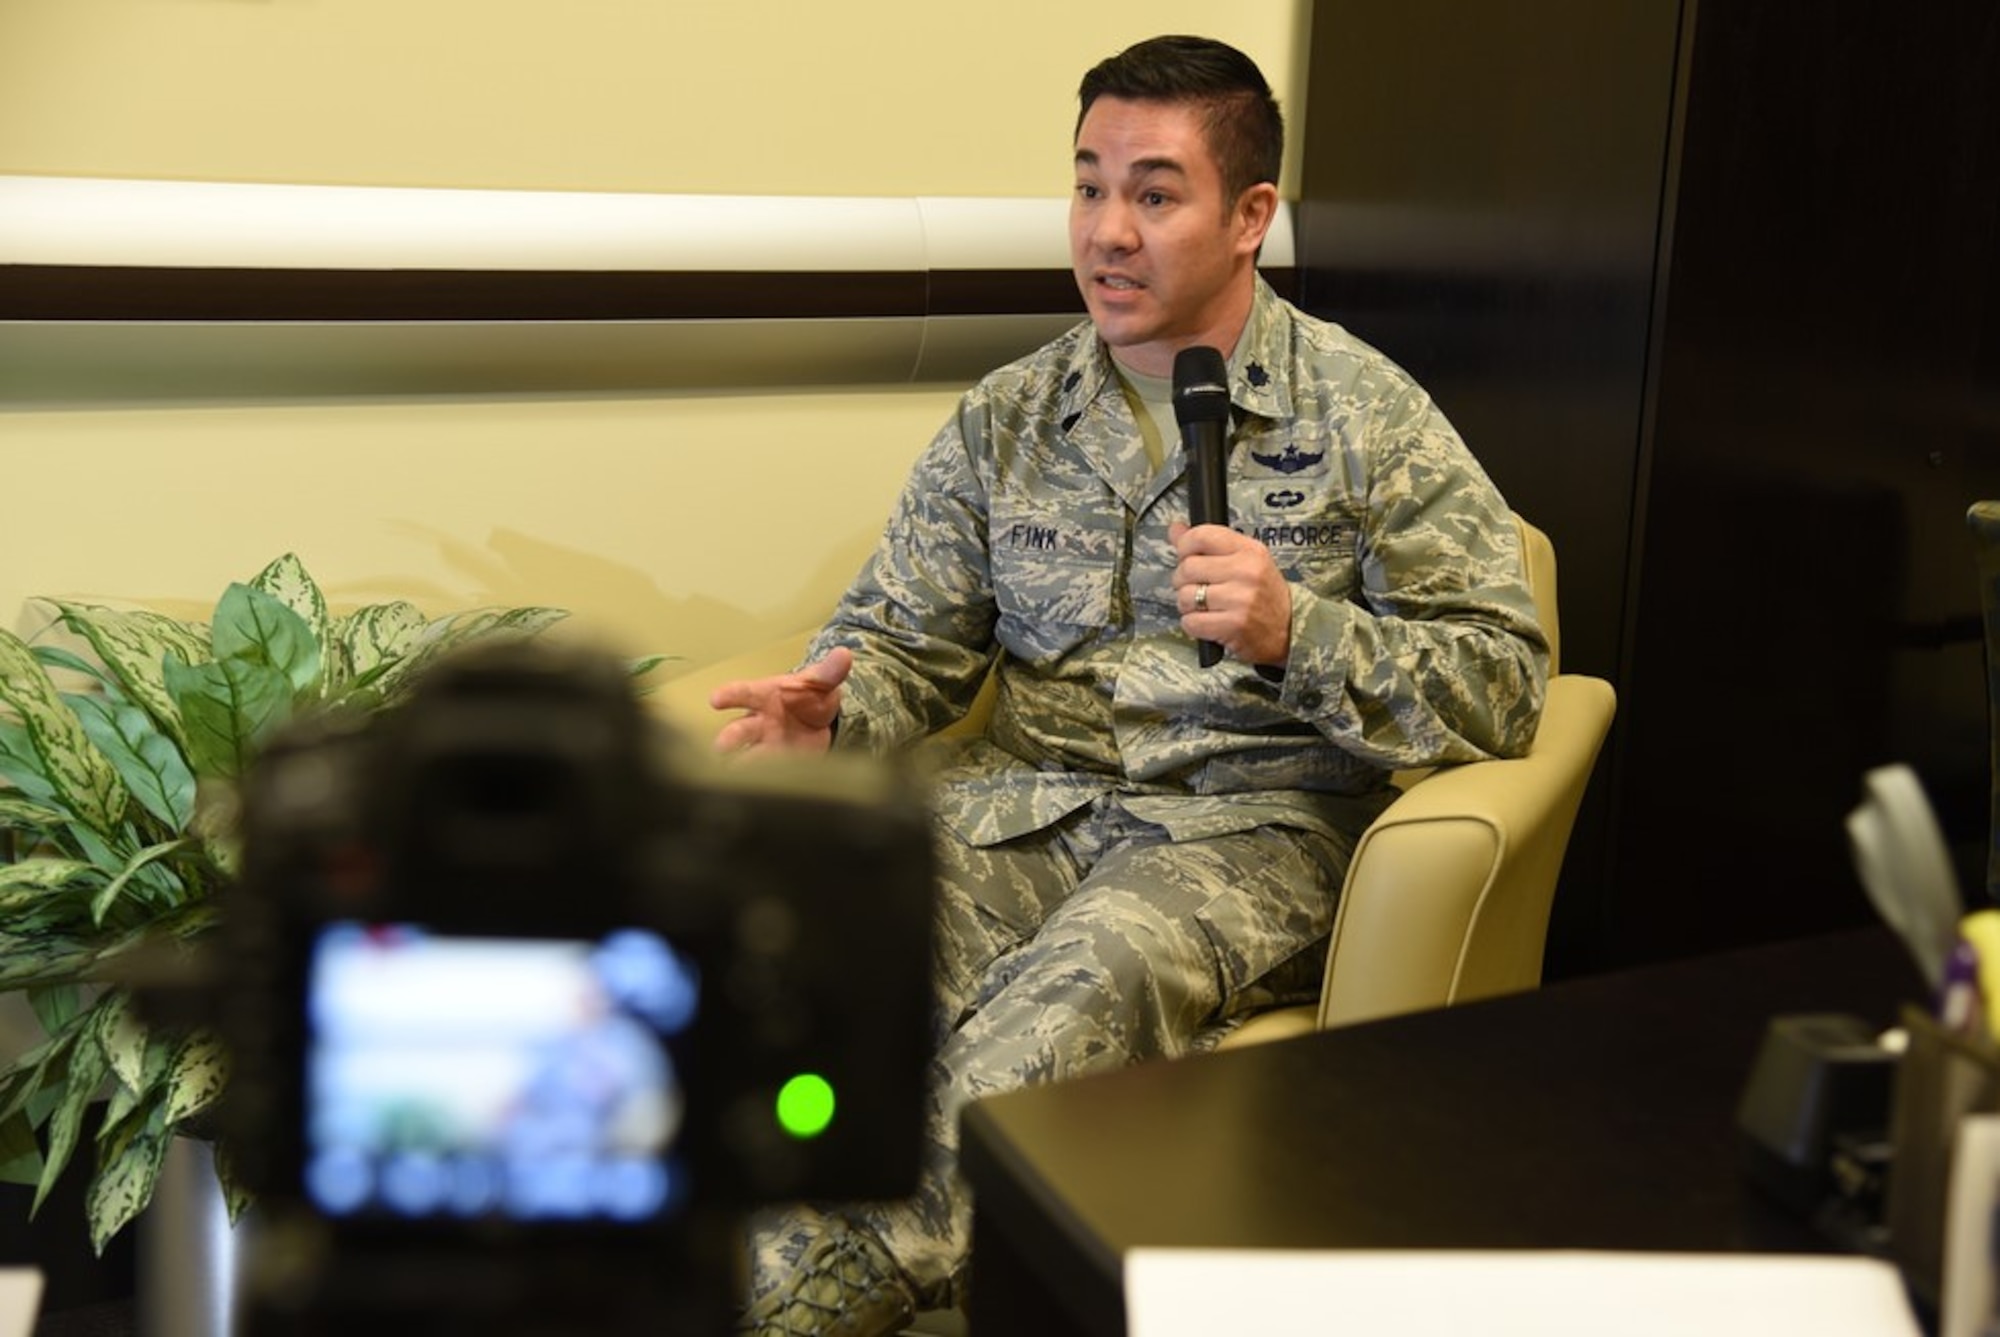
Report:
1076,35,1285,208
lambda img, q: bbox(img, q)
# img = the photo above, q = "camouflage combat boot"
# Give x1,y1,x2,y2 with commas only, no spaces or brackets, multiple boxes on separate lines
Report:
737,1228,916,1337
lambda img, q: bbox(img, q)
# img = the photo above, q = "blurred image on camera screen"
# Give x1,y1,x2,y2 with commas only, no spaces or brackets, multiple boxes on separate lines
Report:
304,924,698,1224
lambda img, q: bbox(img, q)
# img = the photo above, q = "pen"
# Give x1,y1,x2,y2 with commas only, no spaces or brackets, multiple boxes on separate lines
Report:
1942,939,1985,1036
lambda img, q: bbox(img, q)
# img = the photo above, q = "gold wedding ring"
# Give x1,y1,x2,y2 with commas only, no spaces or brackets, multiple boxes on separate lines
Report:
1194,583,1209,612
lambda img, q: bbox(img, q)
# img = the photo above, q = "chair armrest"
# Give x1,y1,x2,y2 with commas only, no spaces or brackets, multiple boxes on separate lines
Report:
1316,673,1617,1028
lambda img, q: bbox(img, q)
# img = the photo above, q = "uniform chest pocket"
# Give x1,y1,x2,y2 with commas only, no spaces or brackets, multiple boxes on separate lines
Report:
1239,513,1362,598
991,508,1120,661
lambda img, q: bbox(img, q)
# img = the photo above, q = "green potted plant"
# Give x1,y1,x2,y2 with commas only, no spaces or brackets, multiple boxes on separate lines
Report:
0,553,656,1253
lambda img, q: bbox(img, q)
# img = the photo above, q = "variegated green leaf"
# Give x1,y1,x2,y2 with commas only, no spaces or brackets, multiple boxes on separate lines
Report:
369,606,569,702
102,1077,141,1132
210,583,320,700
0,630,127,837
67,825,134,887
0,721,58,803
58,821,185,918
29,646,113,691
210,1138,255,1224
162,655,292,781
33,1022,106,1215
0,932,110,990
25,984,84,1036
148,900,219,945
338,601,425,684
0,1030,74,1124
86,1096,171,1254
43,601,209,754
250,554,337,695
628,653,674,676
91,839,193,927
187,781,240,880
63,693,196,831
0,859,98,894
376,609,501,694
488,606,569,637
163,1030,229,1125
93,992,147,1094
0,794,67,831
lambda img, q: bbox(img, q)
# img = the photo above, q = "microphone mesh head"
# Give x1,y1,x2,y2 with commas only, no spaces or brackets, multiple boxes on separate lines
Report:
1172,346,1231,426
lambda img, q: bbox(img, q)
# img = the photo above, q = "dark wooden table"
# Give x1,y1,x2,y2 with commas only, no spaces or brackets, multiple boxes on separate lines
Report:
960,929,1925,1337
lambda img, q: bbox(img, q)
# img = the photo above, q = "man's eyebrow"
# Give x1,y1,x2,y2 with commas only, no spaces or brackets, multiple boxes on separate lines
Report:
1071,149,1189,179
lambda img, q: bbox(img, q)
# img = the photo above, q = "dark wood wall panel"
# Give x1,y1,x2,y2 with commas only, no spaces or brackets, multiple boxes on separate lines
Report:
1301,0,2000,975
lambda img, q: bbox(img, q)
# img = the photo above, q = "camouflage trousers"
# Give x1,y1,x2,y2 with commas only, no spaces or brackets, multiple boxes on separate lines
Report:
747,794,1352,1311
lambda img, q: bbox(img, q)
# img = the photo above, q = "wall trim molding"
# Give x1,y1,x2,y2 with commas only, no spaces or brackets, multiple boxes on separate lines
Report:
0,176,1295,403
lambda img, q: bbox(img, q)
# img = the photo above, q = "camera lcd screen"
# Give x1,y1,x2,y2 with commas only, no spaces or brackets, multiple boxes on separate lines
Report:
303,923,698,1225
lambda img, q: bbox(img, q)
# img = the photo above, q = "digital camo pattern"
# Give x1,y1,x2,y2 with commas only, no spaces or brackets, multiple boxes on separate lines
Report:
810,276,1550,850
752,279,1551,1323
748,800,1354,1310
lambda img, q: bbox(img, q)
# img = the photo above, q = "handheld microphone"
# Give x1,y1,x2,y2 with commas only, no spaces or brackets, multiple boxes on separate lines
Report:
1173,345,1231,668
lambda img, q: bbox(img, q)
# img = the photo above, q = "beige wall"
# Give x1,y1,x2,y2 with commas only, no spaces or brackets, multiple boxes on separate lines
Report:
0,1,1310,676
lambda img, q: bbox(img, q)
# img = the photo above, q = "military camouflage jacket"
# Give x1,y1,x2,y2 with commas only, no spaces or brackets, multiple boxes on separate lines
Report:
810,278,1549,848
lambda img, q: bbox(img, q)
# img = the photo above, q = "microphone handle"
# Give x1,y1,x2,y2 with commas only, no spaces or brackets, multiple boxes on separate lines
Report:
1186,425,1229,668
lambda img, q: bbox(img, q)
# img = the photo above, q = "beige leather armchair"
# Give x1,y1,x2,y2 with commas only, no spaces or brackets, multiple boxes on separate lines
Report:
652,516,1615,1046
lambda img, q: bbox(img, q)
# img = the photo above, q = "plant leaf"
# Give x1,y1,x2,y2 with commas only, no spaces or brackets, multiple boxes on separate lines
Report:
43,601,209,755
0,722,58,803
163,1030,229,1126
249,554,337,695
338,601,425,685
211,1138,256,1224
488,606,570,637
0,931,118,990
0,794,68,831
0,858,100,900
91,839,194,927
86,1095,170,1254
162,655,293,781
62,693,197,831
30,646,114,691
209,583,321,700
93,992,147,1094
0,629,128,837
26,984,84,1036
0,1029,76,1125
32,1022,106,1215
369,606,569,703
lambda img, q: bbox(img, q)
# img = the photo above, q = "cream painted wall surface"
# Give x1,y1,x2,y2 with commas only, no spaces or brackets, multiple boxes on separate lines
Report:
0,0,1310,679
2,391,957,667
0,1,1309,196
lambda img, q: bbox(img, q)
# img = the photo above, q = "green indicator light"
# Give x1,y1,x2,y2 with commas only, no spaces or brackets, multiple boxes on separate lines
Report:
776,1073,837,1139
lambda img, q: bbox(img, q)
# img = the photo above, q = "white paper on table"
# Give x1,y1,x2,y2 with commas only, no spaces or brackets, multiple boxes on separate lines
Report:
1124,1249,1922,1337
0,1270,41,1337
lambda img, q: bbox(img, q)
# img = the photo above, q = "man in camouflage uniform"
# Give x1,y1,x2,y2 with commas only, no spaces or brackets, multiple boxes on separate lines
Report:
713,33,1548,1337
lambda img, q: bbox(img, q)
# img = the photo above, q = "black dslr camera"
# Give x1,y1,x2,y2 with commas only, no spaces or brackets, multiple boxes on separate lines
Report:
215,641,935,1335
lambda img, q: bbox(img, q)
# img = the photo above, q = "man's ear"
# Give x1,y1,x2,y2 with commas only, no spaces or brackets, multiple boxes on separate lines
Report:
1233,182,1280,257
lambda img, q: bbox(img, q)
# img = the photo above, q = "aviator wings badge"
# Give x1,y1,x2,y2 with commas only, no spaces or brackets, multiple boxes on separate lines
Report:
1249,443,1325,475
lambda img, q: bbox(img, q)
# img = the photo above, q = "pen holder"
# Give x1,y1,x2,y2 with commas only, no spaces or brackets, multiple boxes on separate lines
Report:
1885,1004,2000,1310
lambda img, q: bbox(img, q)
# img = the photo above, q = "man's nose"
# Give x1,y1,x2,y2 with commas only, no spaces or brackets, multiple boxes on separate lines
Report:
1090,197,1140,253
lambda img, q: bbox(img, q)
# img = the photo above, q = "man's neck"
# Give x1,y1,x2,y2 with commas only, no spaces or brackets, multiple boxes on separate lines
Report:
1108,284,1257,380
1111,321,1251,382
